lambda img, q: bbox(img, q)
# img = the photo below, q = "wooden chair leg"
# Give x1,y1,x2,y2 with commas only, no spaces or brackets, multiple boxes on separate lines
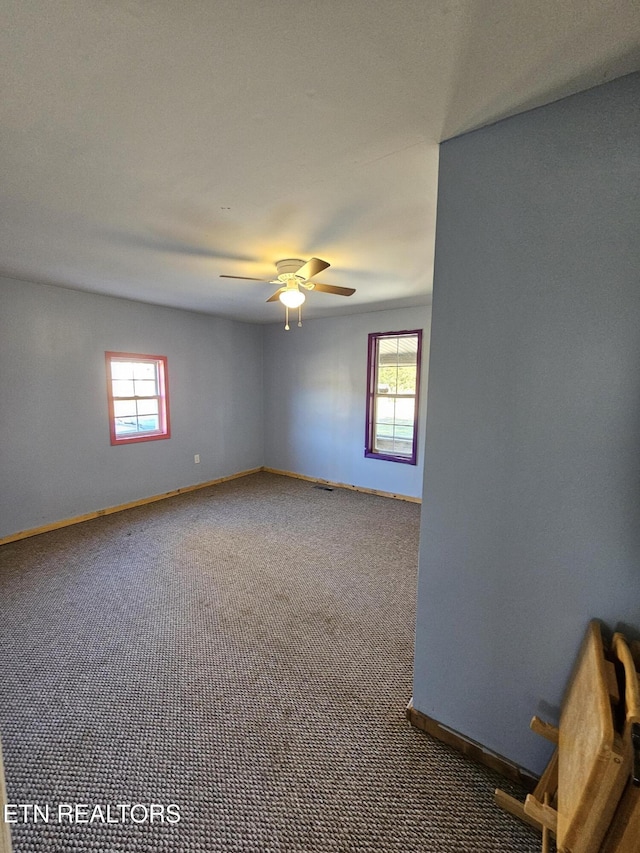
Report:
542,793,550,853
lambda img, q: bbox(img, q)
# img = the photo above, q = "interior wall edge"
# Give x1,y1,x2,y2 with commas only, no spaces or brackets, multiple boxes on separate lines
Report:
406,698,538,787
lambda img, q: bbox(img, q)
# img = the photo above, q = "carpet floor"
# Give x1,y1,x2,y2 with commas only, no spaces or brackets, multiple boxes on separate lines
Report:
0,472,539,852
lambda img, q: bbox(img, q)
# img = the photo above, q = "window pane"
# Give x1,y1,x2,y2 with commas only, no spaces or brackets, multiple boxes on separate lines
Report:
374,436,391,453
114,415,160,435
396,423,414,441
138,414,159,432
375,421,394,439
134,379,157,397
378,337,399,359
114,417,139,436
114,399,136,417
397,335,418,362
136,398,159,416
112,379,134,397
374,430,395,453
395,397,415,422
374,394,396,453
397,366,417,393
378,369,398,393
133,362,156,380
393,422,413,441
375,395,395,422
392,433,413,455
110,361,134,380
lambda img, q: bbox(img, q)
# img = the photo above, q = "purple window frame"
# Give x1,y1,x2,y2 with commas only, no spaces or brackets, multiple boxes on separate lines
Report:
365,329,422,466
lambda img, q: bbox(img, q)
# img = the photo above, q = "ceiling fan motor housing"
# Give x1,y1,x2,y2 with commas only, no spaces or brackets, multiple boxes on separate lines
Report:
275,259,306,282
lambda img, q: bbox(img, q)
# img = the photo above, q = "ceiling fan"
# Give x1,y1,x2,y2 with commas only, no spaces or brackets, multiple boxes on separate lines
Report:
221,257,355,329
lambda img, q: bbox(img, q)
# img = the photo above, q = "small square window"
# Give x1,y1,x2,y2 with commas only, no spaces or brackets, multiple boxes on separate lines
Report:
105,352,170,445
365,330,422,465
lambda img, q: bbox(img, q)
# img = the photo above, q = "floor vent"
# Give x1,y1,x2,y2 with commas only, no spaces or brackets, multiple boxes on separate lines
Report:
313,485,334,491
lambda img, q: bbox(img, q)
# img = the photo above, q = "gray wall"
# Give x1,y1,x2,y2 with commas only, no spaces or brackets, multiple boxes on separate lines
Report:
0,276,264,538
263,306,431,499
413,72,640,773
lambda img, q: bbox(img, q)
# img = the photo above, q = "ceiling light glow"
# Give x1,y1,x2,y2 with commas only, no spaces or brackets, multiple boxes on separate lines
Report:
279,288,305,308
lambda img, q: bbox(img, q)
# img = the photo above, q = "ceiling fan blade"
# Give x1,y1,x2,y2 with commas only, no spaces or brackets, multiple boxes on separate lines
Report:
220,275,271,282
295,257,330,281
266,288,285,302
311,282,356,297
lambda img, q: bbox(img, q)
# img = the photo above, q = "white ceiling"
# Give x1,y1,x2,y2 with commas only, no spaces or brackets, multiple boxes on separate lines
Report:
1,1,639,324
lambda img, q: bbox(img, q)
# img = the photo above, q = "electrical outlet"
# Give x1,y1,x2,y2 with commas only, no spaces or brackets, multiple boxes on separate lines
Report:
194,454,200,464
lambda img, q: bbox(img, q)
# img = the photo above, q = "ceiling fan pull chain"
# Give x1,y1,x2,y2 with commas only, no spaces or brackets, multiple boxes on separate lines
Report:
298,305,302,327
284,305,290,331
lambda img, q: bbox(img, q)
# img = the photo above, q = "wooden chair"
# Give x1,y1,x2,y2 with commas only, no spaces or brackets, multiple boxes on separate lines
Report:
496,620,629,853
600,633,640,853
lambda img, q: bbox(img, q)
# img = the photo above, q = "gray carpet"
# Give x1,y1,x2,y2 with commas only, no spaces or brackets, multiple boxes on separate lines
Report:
0,472,539,852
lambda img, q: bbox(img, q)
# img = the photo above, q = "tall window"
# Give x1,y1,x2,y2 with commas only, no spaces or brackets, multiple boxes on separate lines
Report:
365,330,422,465
105,352,170,446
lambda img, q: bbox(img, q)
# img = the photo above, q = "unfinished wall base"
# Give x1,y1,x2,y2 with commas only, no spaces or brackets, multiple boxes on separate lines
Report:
406,698,537,788
0,468,263,546
263,467,421,503
0,466,420,546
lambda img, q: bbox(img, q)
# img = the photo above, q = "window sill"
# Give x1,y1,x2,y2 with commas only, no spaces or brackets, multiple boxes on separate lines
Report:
364,450,417,466
110,432,171,446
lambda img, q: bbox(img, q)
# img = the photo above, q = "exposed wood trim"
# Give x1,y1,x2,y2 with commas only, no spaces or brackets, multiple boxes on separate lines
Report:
406,698,538,788
0,739,12,853
0,468,263,546
262,467,422,503
0,465,420,546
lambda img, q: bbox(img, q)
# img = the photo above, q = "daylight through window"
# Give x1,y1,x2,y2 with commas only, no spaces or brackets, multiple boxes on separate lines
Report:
365,331,422,465
105,352,170,445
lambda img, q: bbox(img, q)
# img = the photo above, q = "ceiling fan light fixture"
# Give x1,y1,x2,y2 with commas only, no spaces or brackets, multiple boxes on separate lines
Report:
221,257,353,330
279,288,305,308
